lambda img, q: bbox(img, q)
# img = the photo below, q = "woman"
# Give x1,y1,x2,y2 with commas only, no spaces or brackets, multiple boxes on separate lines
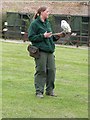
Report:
28,6,65,98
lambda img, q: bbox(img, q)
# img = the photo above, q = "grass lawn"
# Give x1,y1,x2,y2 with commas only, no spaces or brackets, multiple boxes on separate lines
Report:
0,41,2,120
1,40,88,118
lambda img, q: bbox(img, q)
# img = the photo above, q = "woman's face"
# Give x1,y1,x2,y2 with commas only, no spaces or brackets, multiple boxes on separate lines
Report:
41,8,49,19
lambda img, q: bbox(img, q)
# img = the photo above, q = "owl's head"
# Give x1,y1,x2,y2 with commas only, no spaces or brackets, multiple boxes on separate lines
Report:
61,20,67,24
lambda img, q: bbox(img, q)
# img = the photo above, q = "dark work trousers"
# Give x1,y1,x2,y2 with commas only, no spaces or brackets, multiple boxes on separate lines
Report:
34,51,56,95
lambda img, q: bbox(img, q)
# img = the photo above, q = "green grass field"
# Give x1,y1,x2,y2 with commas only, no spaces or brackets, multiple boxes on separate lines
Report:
1,41,88,118
0,41,2,120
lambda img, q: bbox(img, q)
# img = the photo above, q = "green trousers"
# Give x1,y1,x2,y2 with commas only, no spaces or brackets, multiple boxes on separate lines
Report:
34,51,56,95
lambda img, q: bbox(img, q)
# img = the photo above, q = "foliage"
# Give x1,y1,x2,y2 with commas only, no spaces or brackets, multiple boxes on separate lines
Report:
49,15,57,33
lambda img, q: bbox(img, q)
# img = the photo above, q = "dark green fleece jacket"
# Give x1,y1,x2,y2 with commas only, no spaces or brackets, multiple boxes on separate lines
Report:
28,16,58,53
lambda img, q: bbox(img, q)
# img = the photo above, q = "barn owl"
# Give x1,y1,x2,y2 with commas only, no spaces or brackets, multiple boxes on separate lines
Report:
61,20,71,33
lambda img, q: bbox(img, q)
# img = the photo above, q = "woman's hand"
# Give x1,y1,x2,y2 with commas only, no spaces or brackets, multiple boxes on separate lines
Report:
44,31,52,38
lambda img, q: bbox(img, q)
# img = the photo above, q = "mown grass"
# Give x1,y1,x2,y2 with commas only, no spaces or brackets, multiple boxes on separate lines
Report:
1,41,88,118
0,41,2,120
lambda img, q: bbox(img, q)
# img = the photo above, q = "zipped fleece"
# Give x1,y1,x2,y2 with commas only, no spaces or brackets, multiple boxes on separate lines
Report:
28,16,58,53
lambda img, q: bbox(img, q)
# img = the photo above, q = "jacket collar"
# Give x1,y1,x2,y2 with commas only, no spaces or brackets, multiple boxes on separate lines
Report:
37,16,48,23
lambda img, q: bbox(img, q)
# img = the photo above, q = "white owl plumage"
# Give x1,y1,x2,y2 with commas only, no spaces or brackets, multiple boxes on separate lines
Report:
61,20,71,33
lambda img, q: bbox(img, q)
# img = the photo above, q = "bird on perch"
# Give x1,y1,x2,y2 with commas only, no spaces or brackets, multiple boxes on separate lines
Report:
61,20,71,33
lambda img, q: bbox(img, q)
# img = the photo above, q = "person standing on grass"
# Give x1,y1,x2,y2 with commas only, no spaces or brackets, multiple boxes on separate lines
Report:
28,6,65,98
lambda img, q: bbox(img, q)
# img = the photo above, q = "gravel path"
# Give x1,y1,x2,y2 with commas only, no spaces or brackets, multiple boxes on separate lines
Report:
0,38,89,50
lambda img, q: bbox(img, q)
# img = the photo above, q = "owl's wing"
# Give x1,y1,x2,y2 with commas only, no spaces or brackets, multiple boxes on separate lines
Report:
61,22,71,33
